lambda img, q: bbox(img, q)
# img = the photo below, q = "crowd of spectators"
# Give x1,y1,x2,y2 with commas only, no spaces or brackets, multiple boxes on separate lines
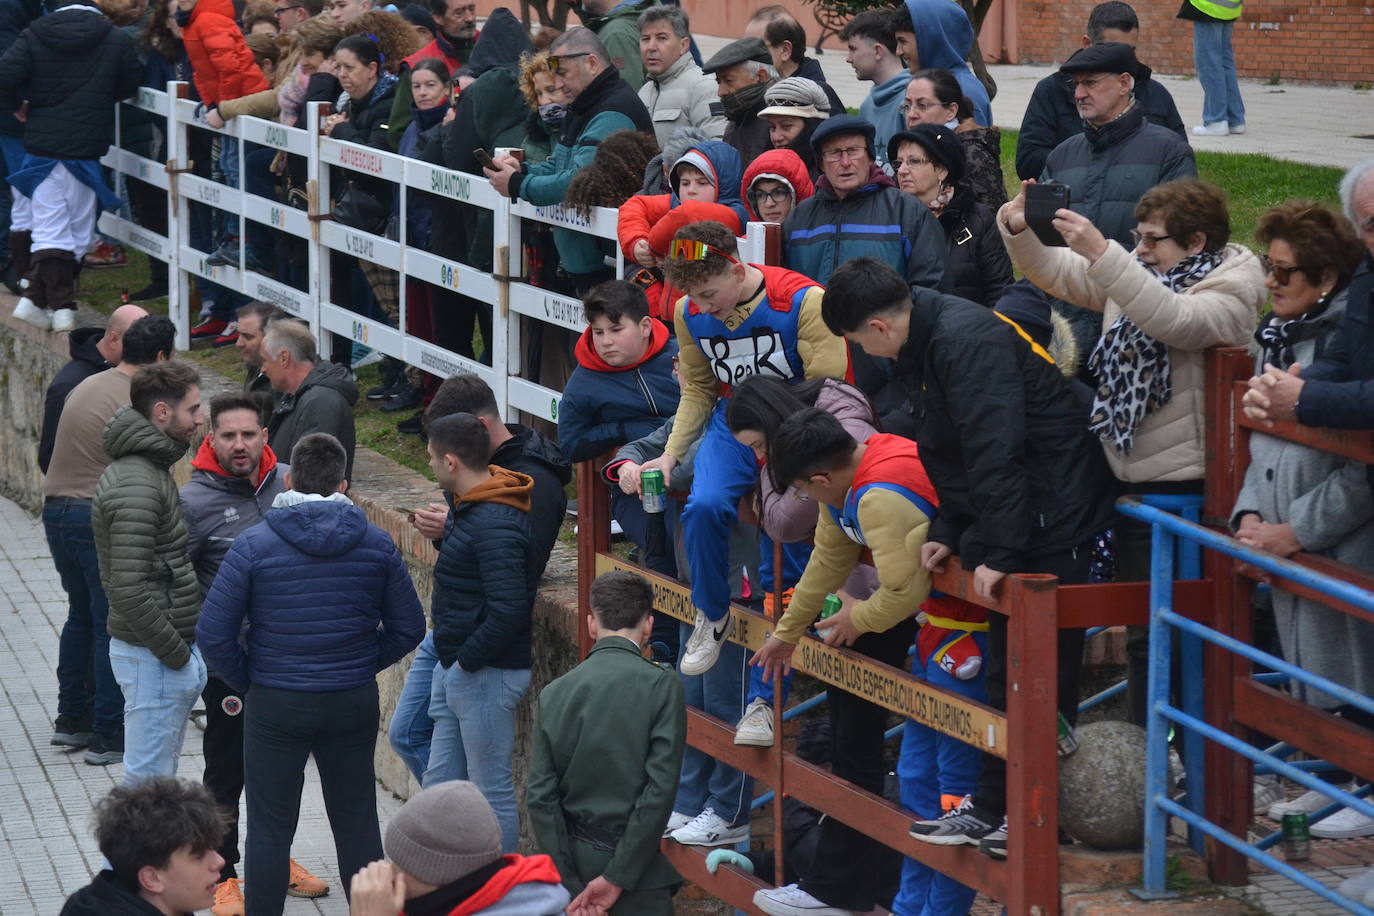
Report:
11,0,1374,913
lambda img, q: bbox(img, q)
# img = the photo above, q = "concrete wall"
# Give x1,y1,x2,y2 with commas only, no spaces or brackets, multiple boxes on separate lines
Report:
0,309,581,844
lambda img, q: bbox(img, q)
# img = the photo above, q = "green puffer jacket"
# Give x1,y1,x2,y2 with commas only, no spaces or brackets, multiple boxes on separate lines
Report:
92,405,200,669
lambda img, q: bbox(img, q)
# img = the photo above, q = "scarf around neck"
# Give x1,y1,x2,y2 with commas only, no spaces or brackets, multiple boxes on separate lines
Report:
1087,248,1226,454
1254,294,1333,369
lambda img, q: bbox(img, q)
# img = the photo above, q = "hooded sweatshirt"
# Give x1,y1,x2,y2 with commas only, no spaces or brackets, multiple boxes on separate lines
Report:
39,327,108,473
904,0,992,127
59,871,181,916
180,436,286,597
559,319,680,462
432,467,538,671
182,0,270,105
0,3,142,160
196,493,425,692
742,149,815,221
92,406,200,669
267,361,359,482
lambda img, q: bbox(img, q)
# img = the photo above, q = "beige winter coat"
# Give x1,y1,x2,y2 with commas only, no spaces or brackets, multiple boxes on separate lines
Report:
1002,220,1266,482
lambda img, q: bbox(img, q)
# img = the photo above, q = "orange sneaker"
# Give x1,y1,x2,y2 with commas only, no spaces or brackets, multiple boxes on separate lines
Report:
287,859,329,898
211,878,244,916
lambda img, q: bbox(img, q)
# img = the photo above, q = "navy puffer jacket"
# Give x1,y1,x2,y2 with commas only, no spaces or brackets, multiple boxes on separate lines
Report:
196,497,425,692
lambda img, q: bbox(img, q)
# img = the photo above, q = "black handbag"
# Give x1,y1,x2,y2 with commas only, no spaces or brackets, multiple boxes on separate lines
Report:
331,180,388,235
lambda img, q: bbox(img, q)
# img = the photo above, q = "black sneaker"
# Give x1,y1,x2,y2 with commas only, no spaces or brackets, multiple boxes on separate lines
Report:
978,818,1008,858
83,731,124,766
51,715,93,748
909,797,999,846
396,413,424,436
381,385,424,413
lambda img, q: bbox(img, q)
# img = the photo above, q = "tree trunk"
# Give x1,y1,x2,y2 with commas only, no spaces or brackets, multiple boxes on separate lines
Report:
960,0,998,101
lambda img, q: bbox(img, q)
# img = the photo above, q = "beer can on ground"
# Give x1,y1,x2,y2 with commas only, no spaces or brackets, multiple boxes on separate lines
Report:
820,593,842,620
641,469,666,513
1056,711,1079,757
1282,813,1311,861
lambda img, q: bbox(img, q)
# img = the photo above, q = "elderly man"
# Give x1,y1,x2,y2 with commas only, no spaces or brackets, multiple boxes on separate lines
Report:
1015,0,1185,180
1245,160,1374,430
638,4,724,146
701,37,777,169
840,10,910,166
579,0,654,91
484,28,651,294
744,4,845,114
260,319,358,480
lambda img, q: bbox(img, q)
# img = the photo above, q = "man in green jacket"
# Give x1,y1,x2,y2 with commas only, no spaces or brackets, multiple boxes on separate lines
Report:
527,570,686,914
577,0,654,91
92,359,208,786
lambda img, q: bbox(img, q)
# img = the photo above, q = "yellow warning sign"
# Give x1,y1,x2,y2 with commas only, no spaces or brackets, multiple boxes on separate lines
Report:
594,555,1007,755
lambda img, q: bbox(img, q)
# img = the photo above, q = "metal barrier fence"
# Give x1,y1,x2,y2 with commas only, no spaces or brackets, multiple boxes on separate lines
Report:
98,82,774,422
1126,347,1374,912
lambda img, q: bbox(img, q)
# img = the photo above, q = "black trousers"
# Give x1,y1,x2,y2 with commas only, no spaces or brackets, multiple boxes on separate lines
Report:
974,540,1097,820
202,676,246,880
244,682,382,916
799,618,917,910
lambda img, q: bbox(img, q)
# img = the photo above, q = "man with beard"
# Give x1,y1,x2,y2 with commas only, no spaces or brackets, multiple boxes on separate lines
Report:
179,394,328,914
701,37,777,169
92,360,208,786
387,0,479,145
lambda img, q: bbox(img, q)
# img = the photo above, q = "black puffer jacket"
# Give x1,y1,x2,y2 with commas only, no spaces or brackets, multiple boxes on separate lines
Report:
0,3,142,159
39,327,107,473
330,76,398,150
896,287,1116,572
0,0,41,138
1299,258,1374,430
939,187,1012,309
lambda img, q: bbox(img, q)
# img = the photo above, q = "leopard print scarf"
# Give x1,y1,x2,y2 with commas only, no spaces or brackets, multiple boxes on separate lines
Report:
1087,249,1226,454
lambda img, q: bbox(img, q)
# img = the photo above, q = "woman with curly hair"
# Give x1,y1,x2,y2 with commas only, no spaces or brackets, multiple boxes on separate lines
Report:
342,9,424,77
517,48,572,164
563,129,660,217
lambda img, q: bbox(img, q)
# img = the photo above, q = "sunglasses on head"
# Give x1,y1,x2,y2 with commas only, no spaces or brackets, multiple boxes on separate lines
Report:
667,238,738,263
548,52,591,73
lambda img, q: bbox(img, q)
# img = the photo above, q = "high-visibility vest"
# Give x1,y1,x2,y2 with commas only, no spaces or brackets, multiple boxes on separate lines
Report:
1188,0,1242,21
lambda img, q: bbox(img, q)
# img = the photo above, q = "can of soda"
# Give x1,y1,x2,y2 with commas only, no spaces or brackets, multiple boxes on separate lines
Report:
820,593,842,620
1281,813,1311,861
641,469,666,513
1056,712,1079,757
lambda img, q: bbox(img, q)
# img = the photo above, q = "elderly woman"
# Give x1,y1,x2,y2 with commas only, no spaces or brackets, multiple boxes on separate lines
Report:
999,177,1266,725
1231,202,1374,834
901,67,1005,209
889,123,1010,307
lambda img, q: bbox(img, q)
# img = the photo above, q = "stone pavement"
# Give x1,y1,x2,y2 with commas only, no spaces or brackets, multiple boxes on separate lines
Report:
0,494,404,916
694,34,1374,169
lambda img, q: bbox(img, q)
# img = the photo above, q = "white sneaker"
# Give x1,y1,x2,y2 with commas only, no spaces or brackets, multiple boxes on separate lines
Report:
1229,124,1247,135
1270,784,1350,819
51,308,75,332
679,610,733,676
734,698,774,747
752,884,856,916
1337,864,1374,899
1253,776,1285,815
669,807,750,847
662,811,693,838
1311,804,1374,838
12,297,50,329
1192,122,1229,136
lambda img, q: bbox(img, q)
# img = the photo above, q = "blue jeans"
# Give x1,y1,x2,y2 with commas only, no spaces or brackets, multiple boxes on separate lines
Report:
424,661,531,852
388,630,439,783
675,620,752,825
108,638,207,785
43,497,123,736
894,632,988,916
1193,20,1245,127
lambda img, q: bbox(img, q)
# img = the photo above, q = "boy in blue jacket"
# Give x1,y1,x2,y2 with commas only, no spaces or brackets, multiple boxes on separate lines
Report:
422,411,536,855
560,279,680,586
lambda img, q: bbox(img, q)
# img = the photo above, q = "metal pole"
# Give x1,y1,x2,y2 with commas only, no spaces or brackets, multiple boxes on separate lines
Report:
1136,523,1177,899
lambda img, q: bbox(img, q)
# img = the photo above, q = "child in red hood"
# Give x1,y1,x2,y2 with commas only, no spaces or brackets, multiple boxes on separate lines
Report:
741,148,815,224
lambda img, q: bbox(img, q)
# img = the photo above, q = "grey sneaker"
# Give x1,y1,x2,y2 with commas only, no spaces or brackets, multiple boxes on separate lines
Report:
83,732,124,766
978,818,1008,858
908,797,999,846
51,716,93,748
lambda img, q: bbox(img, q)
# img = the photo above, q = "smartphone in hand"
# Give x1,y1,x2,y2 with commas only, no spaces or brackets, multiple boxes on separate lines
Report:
1025,182,1072,247
473,147,497,171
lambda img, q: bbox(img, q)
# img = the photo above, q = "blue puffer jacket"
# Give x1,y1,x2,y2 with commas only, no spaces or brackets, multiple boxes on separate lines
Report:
558,319,679,463
196,496,425,692
432,468,536,672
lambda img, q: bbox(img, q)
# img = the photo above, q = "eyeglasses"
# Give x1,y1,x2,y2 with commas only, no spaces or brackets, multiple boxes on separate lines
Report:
667,238,738,263
895,156,931,170
548,52,591,73
1063,74,1112,91
1260,255,1311,286
898,99,946,115
821,145,868,164
1130,230,1181,249
274,2,304,13
750,187,792,205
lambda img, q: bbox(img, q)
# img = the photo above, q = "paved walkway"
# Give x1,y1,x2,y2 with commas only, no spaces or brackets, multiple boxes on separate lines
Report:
0,495,404,916
694,35,1374,169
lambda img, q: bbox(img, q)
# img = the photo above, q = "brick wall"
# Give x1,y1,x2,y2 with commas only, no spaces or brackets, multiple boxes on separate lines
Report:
1012,0,1374,87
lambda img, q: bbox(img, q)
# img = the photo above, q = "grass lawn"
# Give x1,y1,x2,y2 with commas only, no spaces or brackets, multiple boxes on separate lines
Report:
75,139,1345,479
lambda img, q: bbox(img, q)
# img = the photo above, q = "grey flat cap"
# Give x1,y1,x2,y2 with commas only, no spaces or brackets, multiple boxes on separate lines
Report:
702,37,772,74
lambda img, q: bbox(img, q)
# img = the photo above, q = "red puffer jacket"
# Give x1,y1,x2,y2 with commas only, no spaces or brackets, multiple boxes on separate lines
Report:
182,0,269,105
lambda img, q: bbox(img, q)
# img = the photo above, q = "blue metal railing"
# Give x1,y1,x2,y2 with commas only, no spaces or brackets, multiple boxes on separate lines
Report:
1118,497,1374,914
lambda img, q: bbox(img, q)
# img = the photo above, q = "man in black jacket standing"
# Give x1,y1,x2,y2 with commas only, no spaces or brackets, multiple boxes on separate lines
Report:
821,258,1116,858
0,0,141,331
701,37,777,171
1015,1,1185,181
